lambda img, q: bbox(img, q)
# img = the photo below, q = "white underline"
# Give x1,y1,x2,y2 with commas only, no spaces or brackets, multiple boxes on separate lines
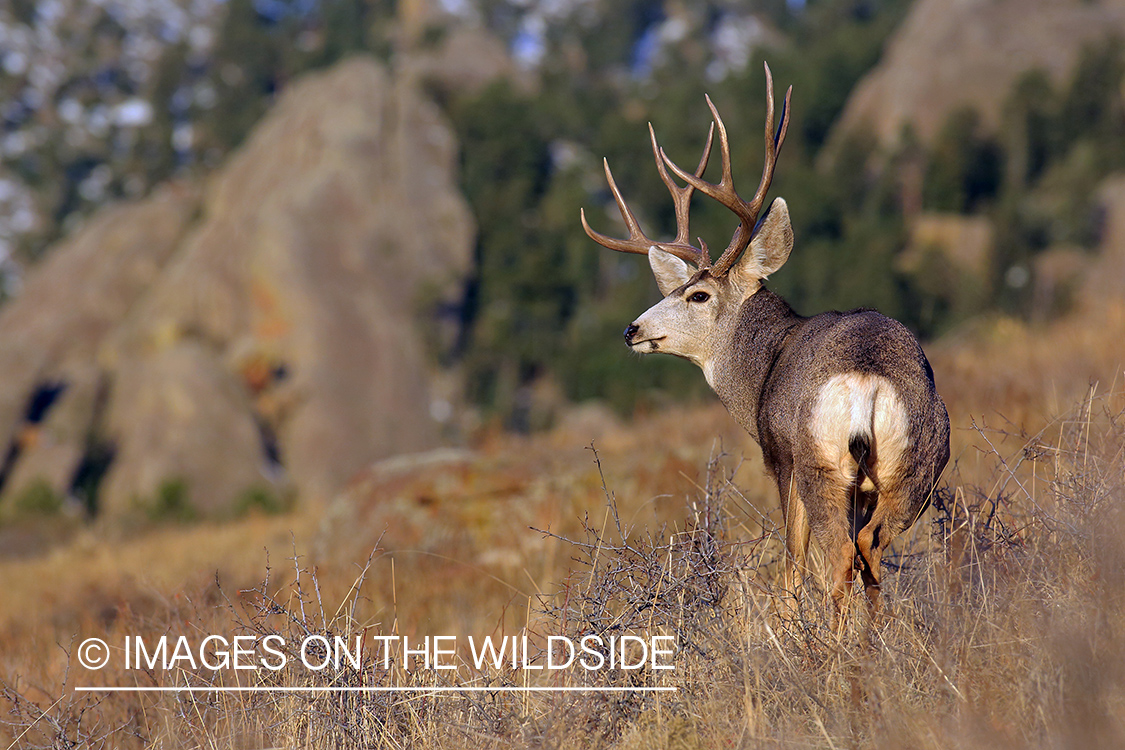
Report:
75,686,676,693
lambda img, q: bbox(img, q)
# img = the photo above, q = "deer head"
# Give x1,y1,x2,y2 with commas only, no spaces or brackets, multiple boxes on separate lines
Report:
581,63,793,374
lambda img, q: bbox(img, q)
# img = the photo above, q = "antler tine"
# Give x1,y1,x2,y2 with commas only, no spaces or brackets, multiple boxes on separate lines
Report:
581,154,710,267
738,65,793,251
660,62,792,276
585,158,648,252
649,122,715,263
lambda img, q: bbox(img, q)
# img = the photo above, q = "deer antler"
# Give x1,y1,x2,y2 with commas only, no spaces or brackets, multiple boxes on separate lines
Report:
581,121,715,268
660,62,792,276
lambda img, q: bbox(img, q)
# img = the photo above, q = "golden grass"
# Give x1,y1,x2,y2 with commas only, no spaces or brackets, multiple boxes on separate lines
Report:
3,299,1125,747
3,383,1124,748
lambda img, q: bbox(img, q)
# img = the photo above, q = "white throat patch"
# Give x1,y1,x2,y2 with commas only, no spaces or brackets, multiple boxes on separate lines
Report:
702,360,718,390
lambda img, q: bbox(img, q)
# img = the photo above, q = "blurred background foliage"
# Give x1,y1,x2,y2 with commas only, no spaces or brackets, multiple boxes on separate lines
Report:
3,0,1125,426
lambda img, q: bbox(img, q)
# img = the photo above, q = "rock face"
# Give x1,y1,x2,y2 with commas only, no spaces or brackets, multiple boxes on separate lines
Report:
834,0,1125,148
403,25,521,98
0,185,200,510
0,56,474,517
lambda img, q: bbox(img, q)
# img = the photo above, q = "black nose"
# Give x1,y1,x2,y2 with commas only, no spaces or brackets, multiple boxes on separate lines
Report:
624,323,639,343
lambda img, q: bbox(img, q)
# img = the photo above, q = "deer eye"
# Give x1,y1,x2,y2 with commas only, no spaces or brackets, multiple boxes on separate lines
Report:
688,291,710,303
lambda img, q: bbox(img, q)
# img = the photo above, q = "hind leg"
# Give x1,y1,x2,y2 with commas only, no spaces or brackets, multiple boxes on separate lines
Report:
857,479,932,615
855,514,884,613
796,467,855,621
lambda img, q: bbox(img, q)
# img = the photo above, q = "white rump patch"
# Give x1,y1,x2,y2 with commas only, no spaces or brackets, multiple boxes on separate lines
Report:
809,373,911,480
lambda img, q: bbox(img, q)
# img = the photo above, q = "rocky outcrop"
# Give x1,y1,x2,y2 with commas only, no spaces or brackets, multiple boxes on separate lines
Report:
0,185,200,511
834,0,1125,149
403,25,522,98
0,56,475,517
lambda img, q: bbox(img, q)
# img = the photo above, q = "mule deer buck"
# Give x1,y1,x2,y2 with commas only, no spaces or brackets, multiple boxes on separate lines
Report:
581,64,950,615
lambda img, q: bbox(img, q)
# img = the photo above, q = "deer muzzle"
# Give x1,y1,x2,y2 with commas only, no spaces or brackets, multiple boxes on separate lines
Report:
624,322,664,351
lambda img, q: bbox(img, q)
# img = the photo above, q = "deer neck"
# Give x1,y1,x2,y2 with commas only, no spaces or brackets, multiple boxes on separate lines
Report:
707,286,802,442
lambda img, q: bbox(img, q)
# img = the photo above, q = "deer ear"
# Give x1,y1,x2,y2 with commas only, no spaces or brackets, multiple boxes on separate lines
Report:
733,198,793,287
648,246,692,296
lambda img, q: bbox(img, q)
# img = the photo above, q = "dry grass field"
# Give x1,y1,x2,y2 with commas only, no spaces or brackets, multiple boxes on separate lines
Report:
2,298,1125,748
